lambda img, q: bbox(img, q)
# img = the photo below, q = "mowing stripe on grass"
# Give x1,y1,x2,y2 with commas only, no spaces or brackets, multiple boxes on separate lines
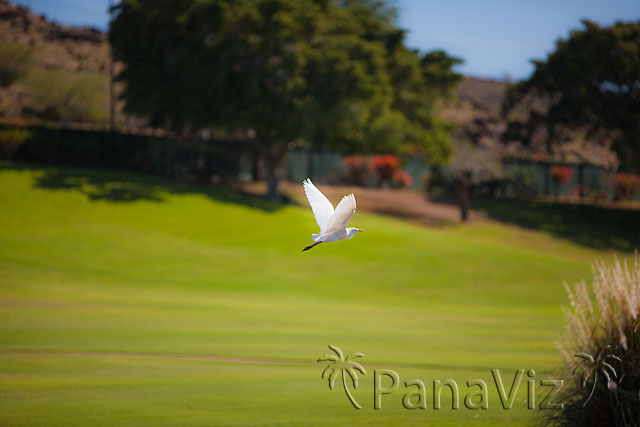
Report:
0,349,310,365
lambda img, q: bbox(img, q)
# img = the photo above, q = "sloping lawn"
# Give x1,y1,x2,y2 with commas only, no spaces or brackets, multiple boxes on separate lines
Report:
0,164,625,426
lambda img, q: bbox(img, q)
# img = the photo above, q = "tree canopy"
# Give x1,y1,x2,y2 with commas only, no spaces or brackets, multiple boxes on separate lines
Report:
110,0,462,197
503,20,640,171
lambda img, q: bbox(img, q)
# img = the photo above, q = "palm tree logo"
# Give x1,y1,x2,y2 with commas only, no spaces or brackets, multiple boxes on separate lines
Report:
573,345,622,406
317,345,366,409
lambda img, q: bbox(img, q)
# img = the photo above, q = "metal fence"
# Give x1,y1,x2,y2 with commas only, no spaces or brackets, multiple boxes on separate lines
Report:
2,123,638,201
278,148,430,189
240,148,640,201
504,159,640,201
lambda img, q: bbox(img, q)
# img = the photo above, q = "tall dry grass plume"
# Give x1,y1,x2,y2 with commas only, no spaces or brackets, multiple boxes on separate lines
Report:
552,254,640,426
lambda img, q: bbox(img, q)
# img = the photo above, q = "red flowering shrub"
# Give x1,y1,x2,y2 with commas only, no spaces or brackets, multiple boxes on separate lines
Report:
343,155,372,186
551,166,573,187
613,173,640,201
393,170,413,188
344,154,411,188
372,154,400,184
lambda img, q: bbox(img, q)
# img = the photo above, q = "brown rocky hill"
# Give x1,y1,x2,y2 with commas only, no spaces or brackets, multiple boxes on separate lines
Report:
441,77,507,150
0,0,108,73
441,76,617,166
0,0,110,122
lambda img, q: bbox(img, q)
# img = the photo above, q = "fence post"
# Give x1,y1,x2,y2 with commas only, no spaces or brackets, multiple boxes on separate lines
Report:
577,163,584,199
543,162,550,196
307,146,314,181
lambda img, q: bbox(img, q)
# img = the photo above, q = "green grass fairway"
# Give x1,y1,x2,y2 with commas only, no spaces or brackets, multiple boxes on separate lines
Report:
0,164,626,426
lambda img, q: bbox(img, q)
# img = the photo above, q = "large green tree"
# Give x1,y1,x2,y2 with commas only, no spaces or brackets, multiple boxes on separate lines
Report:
110,0,460,198
503,20,640,171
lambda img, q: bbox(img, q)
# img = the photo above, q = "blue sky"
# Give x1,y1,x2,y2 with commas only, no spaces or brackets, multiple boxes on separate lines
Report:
398,0,640,79
12,0,640,80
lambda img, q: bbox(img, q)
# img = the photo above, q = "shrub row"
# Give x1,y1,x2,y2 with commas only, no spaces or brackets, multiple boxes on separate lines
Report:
0,124,250,183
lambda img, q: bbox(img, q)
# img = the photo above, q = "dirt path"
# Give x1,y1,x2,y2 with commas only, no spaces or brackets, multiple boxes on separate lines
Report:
245,181,485,226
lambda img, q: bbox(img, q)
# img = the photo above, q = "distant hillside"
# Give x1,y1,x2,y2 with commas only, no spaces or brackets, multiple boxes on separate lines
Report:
440,76,617,166
0,0,107,73
457,77,507,113
0,0,110,123
439,77,508,157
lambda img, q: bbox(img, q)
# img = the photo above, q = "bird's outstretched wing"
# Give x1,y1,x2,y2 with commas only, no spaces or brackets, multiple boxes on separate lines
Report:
324,193,356,234
303,179,334,233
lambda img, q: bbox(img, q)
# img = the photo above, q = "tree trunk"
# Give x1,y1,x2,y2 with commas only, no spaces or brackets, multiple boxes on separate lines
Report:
457,172,471,222
260,142,289,201
265,156,280,200
252,147,262,182
459,185,470,222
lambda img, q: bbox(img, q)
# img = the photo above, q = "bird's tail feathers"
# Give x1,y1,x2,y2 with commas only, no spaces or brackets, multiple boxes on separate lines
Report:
312,233,321,242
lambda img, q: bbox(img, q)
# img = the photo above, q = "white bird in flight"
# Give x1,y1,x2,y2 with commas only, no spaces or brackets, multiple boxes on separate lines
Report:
302,178,365,252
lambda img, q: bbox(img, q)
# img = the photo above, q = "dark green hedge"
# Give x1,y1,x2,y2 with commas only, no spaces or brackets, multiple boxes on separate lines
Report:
0,124,250,183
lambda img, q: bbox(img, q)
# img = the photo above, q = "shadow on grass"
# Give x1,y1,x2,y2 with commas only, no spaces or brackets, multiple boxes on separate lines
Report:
474,198,640,252
1,163,283,212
